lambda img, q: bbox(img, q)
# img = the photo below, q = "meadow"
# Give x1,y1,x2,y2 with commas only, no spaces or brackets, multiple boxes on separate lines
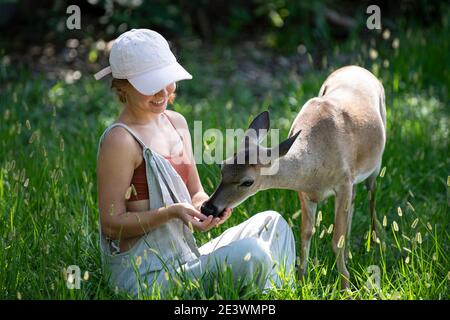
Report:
0,20,449,299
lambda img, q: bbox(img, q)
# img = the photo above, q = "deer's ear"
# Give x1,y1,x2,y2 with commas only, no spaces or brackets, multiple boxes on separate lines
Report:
248,111,270,131
270,130,301,158
245,111,270,143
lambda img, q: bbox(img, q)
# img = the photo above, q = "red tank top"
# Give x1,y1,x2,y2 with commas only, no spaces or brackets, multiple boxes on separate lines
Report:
128,113,191,202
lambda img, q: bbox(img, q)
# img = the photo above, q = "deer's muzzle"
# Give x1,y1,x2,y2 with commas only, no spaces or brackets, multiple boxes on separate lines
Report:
200,202,221,217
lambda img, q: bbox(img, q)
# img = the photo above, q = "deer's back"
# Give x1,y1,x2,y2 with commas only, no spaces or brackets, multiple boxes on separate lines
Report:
289,66,386,194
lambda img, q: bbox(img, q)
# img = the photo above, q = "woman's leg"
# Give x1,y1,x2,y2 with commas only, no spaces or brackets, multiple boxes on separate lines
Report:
185,236,274,291
193,210,296,291
147,211,296,296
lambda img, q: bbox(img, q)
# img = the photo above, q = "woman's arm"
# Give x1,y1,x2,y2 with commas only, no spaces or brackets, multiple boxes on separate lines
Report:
97,126,214,240
166,110,210,210
184,131,233,222
97,127,169,239
191,192,209,212
185,144,209,211
165,111,233,223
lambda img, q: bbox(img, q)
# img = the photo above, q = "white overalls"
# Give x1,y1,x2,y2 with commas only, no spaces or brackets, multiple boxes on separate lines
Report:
97,123,296,297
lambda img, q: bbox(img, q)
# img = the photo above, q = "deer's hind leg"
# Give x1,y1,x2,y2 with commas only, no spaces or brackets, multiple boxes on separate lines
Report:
297,192,317,280
366,165,383,240
332,182,353,290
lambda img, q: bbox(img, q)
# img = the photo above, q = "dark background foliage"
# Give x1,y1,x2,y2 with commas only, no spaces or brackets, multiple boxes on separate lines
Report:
1,0,446,52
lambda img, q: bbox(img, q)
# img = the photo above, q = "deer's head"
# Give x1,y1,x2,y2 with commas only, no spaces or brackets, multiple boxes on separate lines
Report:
201,111,300,217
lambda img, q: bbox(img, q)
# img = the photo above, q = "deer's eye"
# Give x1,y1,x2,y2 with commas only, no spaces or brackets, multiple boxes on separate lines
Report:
240,180,254,187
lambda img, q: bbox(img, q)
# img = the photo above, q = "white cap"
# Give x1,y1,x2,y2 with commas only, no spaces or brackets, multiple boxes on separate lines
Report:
94,29,192,95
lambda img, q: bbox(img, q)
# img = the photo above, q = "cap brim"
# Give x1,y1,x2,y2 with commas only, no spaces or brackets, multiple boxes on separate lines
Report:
128,62,192,95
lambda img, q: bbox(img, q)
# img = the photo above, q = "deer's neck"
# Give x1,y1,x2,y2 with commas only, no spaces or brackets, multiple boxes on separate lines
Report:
260,152,310,191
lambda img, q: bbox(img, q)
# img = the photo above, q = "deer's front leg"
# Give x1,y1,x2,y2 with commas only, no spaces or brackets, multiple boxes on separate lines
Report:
332,183,353,290
297,192,317,280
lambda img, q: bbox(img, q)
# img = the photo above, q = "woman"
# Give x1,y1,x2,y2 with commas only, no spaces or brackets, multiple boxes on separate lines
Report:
95,29,296,297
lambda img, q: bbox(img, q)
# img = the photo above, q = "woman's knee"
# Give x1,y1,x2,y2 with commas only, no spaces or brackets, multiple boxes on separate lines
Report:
255,211,296,265
255,210,282,221
256,210,292,234
231,237,273,271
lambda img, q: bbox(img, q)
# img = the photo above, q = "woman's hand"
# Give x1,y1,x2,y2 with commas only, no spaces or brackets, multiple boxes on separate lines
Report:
217,207,233,225
191,192,210,212
168,203,222,232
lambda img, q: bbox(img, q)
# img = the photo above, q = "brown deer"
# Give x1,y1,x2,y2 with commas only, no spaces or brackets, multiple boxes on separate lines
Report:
201,66,386,289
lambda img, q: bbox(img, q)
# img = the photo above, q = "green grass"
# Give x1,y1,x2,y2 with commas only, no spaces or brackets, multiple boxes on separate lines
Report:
0,19,449,299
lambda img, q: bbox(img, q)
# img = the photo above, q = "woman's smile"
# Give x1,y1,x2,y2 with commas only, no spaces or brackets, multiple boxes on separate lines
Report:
149,97,167,108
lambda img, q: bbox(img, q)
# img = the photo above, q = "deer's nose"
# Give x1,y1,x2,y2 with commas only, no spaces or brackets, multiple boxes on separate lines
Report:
201,202,218,217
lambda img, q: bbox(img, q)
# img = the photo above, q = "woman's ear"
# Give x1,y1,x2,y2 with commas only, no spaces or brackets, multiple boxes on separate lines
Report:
168,82,177,104
167,82,176,94
116,87,128,104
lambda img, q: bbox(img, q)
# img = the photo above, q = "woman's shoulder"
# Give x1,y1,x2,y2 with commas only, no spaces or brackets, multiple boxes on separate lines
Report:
165,110,188,129
101,125,137,147
98,124,141,165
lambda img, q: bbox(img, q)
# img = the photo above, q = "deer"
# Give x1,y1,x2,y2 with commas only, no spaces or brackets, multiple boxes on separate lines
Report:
201,65,386,289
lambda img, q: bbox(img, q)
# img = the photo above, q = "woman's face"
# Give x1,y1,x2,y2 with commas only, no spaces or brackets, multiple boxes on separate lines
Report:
126,82,176,114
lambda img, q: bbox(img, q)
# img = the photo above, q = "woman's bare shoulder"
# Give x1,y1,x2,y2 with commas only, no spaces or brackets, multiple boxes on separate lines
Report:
98,126,141,168
165,110,189,130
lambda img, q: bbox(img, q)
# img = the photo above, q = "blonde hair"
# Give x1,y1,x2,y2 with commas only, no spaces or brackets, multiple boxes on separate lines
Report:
111,78,176,104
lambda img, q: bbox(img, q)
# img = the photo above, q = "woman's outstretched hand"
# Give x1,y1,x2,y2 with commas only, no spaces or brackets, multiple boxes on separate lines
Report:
199,207,233,230
168,203,233,232
168,203,217,232
218,207,233,225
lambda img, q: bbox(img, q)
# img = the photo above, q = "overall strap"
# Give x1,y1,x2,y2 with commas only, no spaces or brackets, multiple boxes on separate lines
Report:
97,122,149,160
163,112,184,142
96,122,186,206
